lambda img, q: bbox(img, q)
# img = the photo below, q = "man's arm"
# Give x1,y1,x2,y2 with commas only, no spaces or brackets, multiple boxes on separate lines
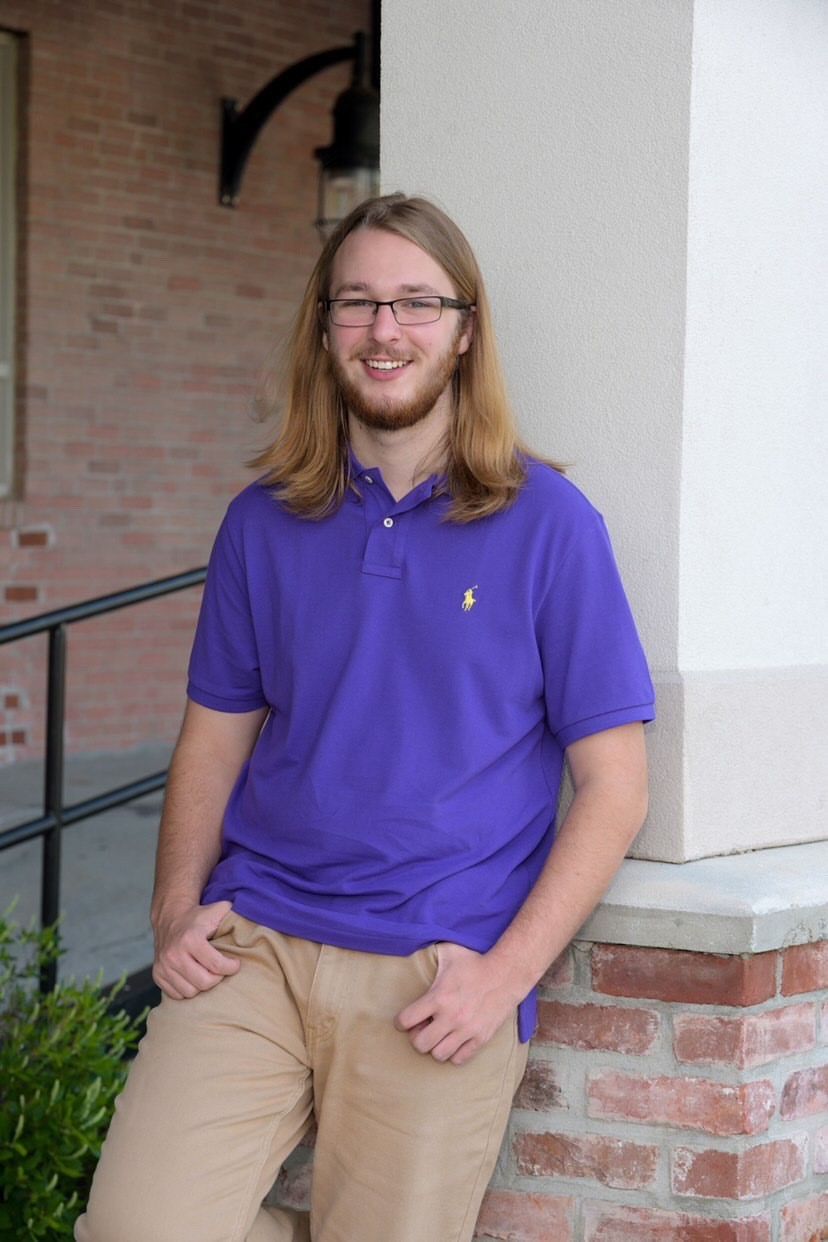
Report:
150,699,268,1000
395,721,648,1065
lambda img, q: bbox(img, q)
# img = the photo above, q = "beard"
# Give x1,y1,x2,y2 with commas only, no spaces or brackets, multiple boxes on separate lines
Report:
329,328,464,433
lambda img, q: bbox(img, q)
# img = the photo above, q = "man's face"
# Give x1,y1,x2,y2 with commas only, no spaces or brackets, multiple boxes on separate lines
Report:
322,227,474,433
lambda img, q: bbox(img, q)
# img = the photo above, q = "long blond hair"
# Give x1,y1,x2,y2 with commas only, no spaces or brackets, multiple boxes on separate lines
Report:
251,194,560,521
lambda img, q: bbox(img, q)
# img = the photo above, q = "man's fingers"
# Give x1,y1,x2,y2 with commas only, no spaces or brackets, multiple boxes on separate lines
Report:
394,943,515,1065
407,1018,434,1039
193,938,240,976
204,898,234,937
153,940,239,999
151,901,240,1000
394,994,434,1033
408,1019,477,1064
448,1039,479,1067
153,957,228,999
173,913,239,977
407,1018,439,1053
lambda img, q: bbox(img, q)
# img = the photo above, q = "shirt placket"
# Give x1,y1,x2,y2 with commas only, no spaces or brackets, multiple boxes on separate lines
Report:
357,469,435,579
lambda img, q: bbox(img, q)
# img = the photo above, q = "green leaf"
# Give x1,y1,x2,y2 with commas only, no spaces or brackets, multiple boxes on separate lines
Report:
0,913,145,1238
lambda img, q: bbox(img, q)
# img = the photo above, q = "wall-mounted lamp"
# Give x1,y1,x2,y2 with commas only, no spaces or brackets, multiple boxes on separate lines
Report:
219,30,379,240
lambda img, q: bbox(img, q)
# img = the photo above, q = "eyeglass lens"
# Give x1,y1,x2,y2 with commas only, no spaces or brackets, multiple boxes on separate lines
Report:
330,298,446,326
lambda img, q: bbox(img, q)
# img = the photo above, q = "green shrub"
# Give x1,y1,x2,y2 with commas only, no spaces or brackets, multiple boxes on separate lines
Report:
0,913,144,1238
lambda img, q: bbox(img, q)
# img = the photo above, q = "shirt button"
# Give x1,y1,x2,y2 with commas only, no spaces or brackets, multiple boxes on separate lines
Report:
364,475,373,484
383,517,394,528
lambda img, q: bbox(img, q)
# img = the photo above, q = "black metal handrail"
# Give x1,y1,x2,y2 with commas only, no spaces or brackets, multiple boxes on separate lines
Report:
0,567,206,991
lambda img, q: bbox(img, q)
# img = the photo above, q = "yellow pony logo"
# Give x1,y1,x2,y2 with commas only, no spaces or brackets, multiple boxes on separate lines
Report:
462,585,478,612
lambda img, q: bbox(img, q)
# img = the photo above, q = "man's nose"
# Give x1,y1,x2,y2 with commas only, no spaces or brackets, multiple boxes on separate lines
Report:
369,303,402,342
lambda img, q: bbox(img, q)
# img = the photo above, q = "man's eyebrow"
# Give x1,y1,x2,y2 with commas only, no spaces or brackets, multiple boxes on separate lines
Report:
330,281,442,298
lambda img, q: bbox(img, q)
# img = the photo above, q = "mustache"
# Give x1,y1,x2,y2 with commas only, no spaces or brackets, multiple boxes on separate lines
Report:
352,349,412,362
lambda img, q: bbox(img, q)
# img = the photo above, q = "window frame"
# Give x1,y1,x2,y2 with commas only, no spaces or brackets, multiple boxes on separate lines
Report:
0,31,17,499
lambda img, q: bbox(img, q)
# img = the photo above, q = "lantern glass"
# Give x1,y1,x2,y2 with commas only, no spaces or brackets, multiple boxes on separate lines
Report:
315,165,380,241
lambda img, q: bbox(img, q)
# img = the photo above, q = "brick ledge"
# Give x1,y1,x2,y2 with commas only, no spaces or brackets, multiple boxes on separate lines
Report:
578,840,828,954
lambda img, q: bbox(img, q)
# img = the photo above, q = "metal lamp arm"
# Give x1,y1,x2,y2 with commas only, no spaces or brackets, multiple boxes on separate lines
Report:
219,42,355,206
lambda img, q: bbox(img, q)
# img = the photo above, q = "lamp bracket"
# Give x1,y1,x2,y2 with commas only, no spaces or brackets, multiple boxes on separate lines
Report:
220,42,356,207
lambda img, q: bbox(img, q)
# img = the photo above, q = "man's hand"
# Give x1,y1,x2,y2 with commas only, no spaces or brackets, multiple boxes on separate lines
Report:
152,898,239,1000
394,943,519,1067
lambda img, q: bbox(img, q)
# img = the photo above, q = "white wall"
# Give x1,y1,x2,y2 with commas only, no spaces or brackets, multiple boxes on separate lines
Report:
681,0,828,670
381,0,828,860
382,0,691,675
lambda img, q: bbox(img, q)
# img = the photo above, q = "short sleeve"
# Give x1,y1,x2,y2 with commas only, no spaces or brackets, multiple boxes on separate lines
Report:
538,511,655,749
186,505,268,713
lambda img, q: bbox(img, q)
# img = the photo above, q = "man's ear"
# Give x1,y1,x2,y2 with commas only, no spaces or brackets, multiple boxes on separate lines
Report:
318,301,329,351
457,305,476,356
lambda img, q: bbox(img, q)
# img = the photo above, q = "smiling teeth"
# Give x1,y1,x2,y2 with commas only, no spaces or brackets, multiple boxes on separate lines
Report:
365,360,407,370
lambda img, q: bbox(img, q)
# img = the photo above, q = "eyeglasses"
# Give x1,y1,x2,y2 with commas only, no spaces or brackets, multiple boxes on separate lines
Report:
325,296,473,327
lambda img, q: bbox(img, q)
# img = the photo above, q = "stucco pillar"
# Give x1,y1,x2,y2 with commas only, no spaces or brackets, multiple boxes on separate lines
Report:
380,0,828,863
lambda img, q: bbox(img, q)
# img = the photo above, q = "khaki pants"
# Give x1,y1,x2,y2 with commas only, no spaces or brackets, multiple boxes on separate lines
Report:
75,913,527,1242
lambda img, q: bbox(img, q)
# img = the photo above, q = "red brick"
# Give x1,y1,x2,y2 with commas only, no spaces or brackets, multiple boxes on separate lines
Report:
515,1130,658,1189
583,1202,772,1241
588,1072,775,1136
97,512,132,528
167,274,202,291
0,730,28,746
672,1137,808,1199
591,945,777,1006
126,110,158,128
779,1192,828,1241
815,1125,828,1174
539,949,574,989
90,317,119,335
674,1005,816,1068
782,941,828,996
536,1000,659,1054
2,693,21,709
474,1188,573,1242
15,528,51,547
89,283,128,299
3,585,39,603
513,1057,566,1112
780,1065,828,1120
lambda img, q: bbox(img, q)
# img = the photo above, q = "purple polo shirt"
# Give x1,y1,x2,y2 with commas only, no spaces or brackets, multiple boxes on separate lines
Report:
191,460,654,1040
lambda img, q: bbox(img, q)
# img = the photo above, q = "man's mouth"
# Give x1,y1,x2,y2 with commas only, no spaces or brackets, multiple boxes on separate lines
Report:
362,359,410,371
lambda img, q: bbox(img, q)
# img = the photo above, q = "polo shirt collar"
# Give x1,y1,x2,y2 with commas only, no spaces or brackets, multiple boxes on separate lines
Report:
347,447,447,510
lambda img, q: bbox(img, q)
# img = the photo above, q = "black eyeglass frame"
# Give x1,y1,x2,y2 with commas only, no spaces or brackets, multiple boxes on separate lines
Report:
324,296,474,326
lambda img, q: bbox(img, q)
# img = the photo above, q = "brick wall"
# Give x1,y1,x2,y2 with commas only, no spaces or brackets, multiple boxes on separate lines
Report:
475,938,828,1242
0,0,370,763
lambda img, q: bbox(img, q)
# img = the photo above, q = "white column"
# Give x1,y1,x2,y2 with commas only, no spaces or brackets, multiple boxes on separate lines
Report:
381,0,828,861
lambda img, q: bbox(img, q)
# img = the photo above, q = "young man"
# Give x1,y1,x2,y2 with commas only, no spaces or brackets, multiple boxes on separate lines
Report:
76,195,654,1242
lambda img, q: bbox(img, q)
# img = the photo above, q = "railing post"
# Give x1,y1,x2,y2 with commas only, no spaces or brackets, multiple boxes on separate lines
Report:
0,565,206,996
40,622,67,992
